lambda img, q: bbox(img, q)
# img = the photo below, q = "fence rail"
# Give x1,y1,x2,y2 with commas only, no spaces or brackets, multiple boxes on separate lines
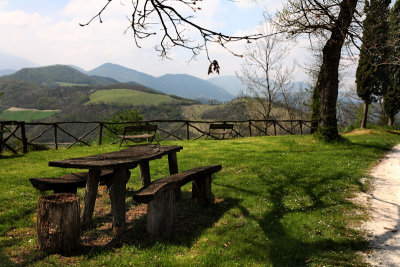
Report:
0,119,311,154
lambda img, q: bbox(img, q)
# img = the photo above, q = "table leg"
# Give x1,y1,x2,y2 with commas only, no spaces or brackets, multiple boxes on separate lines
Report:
168,152,181,200
81,168,101,229
168,152,178,174
110,168,128,235
139,161,151,187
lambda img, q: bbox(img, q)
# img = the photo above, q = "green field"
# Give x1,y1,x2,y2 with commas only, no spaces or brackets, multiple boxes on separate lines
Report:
0,109,60,122
1,130,400,266
55,82,88,87
86,89,179,106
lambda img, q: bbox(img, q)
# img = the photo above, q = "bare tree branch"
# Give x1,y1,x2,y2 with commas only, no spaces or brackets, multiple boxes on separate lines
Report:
80,0,265,68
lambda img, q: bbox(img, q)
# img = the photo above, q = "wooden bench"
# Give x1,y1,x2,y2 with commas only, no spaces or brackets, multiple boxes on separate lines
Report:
207,123,234,140
133,165,222,236
29,169,131,194
118,125,157,146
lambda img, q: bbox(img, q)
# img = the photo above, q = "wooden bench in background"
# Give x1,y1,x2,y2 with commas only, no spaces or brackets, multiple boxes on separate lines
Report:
29,169,131,194
132,164,222,236
207,123,234,140
119,125,157,146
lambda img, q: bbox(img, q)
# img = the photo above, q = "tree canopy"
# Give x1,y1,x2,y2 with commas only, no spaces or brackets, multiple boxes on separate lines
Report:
384,0,400,125
355,0,391,128
274,0,361,140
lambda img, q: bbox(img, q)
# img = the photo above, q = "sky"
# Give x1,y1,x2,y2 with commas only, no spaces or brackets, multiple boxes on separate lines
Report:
0,0,302,80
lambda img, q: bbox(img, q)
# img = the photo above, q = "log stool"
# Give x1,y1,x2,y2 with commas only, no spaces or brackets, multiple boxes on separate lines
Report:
36,193,80,255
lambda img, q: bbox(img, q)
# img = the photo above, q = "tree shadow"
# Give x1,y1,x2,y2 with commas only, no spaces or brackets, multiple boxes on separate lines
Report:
0,154,23,160
216,169,369,266
70,194,238,260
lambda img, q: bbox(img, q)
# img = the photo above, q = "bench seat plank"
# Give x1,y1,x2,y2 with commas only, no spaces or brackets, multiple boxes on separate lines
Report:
118,134,154,140
133,164,222,204
29,169,115,193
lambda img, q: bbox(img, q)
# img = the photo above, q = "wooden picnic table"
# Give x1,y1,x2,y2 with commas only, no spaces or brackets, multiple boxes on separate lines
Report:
48,144,183,234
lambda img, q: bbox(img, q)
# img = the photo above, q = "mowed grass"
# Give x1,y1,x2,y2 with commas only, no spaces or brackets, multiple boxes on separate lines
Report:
1,130,400,266
0,110,60,122
86,89,179,106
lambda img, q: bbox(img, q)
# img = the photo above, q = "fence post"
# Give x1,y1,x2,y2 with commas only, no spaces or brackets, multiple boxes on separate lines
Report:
53,123,58,150
273,121,277,136
186,121,190,140
99,122,103,145
21,121,28,153
248,120,252,137
299,121,303,135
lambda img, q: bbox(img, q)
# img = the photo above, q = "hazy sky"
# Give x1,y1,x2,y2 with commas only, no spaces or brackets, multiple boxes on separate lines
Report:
0,0,300,79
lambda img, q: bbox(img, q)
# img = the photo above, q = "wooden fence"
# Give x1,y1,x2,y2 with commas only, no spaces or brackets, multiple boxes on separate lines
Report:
0,119,311,154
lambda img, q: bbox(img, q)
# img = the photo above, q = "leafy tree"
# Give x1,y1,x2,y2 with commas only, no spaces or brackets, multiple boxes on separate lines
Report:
355,0,391,129
106,108,144,141
274,0,362,141
385,0,400,125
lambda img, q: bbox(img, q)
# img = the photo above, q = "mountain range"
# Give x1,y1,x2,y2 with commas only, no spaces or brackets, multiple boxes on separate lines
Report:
0,63,241,102
87,63,236,101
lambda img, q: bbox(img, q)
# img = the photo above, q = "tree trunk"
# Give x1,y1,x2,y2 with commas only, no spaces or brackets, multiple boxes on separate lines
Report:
316,0,358,141
37,193,80,255
310,85,320,134
361,102,369,129
388,116,394,126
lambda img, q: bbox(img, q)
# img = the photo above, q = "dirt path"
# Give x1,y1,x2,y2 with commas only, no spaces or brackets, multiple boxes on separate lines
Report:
358,144,400,266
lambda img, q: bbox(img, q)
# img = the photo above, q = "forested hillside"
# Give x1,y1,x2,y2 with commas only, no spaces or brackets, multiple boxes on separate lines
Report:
1,65,117,87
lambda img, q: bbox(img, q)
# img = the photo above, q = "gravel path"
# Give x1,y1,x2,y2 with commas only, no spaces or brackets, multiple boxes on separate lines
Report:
358,144,400,266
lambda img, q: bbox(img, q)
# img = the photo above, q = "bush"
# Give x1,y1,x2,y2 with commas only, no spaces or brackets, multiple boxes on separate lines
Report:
103,108,143,143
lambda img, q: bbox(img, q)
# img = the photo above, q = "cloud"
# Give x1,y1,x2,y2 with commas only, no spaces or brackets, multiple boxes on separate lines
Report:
234,0,257,9
0,0,8,9
0,0,312,80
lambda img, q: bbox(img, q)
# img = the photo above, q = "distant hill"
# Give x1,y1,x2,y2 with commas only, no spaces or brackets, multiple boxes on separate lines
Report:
88,63,235,101
88,63,158,88
69,65,87,73
0,52,38,70
157,74,234,101
1,65,117,87
207,75,247,96
0,69,16,77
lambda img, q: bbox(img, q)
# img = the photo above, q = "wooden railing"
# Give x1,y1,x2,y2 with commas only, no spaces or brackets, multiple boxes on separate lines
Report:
0,119,311,154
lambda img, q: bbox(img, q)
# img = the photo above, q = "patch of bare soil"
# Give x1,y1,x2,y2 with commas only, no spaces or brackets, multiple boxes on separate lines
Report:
356,144,400,266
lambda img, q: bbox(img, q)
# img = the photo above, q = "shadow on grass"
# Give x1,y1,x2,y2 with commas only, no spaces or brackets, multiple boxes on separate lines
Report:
216,169,369,266
16,193,237,264
80,196,237,257
0,154,23,160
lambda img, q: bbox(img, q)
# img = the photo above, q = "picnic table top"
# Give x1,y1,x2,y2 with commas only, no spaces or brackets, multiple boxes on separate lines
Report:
48,145,183,170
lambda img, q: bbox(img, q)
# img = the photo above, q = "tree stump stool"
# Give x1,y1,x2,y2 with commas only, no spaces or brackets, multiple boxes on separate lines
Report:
37,193,80,255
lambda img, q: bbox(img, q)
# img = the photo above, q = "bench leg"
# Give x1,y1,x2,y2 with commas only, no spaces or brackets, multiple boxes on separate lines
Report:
147,186,176,237
110,168,129,235
192,174,214,206
168,152,181,201
81,169,101,229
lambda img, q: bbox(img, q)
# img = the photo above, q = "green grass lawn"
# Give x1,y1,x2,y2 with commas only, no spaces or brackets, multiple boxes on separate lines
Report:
0,110,60,122
1,129,400,266
86,89,179,106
